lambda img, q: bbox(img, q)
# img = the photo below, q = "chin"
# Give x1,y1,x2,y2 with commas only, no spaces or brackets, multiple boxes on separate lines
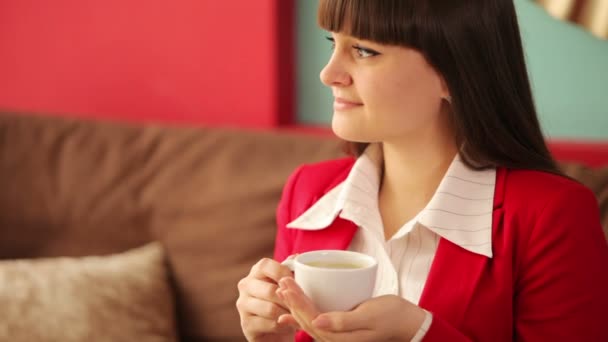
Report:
331,115,371,143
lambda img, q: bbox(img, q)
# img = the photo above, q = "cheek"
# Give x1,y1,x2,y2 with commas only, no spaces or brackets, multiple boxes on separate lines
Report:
363,80,419,127
365,72,442,128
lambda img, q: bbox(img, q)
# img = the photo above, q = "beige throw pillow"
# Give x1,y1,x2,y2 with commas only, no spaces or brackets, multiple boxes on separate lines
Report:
0,243,177,342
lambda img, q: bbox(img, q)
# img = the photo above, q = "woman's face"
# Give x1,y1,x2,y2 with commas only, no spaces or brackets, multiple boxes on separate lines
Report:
320,32,450,144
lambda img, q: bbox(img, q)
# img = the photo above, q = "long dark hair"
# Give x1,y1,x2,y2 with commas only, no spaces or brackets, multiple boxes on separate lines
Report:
318,0,560,174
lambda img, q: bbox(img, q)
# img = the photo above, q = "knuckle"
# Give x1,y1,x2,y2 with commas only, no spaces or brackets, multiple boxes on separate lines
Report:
235,297,245,311
237,278,248,292
251,260,262,273
253,258,273,275
261,258,281,278
259,257,273,270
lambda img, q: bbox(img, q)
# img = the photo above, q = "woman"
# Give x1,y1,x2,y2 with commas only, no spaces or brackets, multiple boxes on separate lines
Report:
236,0,608,341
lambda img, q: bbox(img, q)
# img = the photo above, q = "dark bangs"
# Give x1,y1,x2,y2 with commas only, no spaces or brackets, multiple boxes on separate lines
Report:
317,0,422,47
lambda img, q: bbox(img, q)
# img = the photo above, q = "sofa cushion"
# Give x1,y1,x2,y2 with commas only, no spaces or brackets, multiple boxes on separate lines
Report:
139,126,343,339
559,162,608,238
0,113,158,257
0,243,177,342
0,112,344,340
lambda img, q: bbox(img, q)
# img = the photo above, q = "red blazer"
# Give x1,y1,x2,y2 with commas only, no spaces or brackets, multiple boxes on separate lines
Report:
274,158,608,341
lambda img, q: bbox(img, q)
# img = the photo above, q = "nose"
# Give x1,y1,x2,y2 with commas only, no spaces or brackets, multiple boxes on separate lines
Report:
320,54,352,87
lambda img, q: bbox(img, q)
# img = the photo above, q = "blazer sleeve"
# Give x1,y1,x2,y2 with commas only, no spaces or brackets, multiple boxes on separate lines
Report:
422,315,472,341
274,165,304,262
513,184,608,340
424,183,608,341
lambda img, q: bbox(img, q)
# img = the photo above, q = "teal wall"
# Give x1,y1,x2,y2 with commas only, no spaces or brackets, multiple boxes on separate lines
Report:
296,0,608,140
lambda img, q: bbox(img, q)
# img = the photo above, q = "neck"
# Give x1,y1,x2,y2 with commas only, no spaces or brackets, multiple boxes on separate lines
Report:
379,130,458,211
376,104,457,239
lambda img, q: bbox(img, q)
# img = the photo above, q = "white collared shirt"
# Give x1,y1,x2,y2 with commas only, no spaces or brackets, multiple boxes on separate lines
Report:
287,143,496,340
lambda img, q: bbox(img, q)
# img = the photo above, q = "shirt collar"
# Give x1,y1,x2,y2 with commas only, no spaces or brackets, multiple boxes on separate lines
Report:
286,143,496,258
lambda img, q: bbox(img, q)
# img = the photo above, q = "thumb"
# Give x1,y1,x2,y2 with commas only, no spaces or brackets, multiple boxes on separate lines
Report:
279,277,321,323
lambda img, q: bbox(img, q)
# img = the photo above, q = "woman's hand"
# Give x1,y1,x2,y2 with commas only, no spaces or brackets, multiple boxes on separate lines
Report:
276,277,426,342
236,258,300,342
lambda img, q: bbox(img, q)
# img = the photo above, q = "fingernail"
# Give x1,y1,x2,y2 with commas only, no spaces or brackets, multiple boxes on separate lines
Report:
313,316,330,329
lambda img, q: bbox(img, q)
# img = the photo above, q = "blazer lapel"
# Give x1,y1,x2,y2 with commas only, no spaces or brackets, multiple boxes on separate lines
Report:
419,168,506,325
418,236,489,326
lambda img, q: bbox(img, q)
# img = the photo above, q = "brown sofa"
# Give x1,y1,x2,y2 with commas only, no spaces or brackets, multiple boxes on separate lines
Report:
0,112,606,341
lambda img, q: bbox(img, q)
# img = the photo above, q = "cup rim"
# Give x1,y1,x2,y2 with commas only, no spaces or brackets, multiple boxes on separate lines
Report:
294,250,378,272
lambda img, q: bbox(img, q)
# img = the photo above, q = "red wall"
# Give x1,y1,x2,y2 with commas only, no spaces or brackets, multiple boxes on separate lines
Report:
0,0,294,127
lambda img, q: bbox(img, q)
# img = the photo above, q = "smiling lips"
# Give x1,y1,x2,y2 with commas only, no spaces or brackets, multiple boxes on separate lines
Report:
334,97,363,111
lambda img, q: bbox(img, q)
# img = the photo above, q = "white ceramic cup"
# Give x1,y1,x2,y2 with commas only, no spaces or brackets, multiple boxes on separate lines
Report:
281,250,377,313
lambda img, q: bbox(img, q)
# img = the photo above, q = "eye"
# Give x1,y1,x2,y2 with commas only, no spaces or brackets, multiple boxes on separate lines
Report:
353,45,380,58
325,36,336,49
